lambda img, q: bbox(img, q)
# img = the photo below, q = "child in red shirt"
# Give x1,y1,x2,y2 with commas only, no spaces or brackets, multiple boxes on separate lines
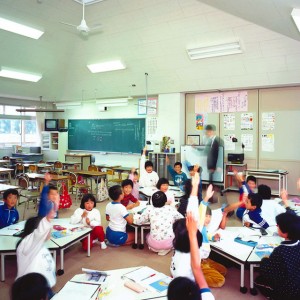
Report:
121,179,140,210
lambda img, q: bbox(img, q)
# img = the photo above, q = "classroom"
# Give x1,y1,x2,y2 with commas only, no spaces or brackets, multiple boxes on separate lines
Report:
1,1,300,300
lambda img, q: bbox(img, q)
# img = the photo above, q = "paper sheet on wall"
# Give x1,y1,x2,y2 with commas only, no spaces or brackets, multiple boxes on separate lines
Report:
262,112,275,130
196,114,204,130
223,113,235,130
261,134,275,152
241,113,254,130
147,117,157,137
241,134,253,152
224,134,236,151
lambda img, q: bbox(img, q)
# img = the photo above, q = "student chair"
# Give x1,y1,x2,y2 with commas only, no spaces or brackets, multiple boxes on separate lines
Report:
68,172,91,205
88,165,99,192
54,161,63,174
17,174,40,219
14,163,24,178
28,164,38,173
106,169,123,187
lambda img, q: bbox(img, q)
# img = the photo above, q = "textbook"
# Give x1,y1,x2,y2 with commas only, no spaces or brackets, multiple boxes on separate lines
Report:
70,268,108,285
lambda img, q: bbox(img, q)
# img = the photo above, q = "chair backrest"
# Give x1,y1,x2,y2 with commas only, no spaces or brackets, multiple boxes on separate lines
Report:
54,161,63,168
28,164,38,173
16,163,24,171
17,175,29,189
69,172,78,184
2,156,9,160
88,165,98,171
38,160,45,163
106,169,114,176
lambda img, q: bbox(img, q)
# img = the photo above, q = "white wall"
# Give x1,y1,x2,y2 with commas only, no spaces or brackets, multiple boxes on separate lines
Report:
53,93,185,167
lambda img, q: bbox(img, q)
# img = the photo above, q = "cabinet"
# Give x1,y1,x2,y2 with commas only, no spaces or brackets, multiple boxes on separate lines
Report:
41,131,59,150
148,152,181,182
224,163,247,192
65,154,92,170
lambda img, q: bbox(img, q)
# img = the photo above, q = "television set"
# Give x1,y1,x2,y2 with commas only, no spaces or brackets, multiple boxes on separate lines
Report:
44,119,65,131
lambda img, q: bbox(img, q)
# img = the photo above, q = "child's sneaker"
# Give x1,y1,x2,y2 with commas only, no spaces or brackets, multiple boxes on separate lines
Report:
100,241,107,249
157,249,171,256
106,241,120,247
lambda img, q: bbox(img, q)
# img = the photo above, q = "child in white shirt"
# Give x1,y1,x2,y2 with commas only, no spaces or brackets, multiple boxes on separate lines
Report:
156,178,175,206
70,193,106,250
135,191,183,255
139,146,159,188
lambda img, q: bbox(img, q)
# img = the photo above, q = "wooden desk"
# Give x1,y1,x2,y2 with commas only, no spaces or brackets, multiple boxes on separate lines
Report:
65,154,91,170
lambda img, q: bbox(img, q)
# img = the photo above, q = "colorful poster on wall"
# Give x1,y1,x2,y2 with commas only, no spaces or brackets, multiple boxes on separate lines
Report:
241,113,254,130
262,112,275,130
224,134,236,151
138,98,158,115
261,134,275,152
196,114,204,130
223,113,235,130
241,134,253,152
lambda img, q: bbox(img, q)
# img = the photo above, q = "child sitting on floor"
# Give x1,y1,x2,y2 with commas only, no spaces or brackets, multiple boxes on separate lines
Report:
255,213,300,300
70,193,106,250
135,191,183,255
156,178,175,206
105,185,134,246
0,188,19,229
121,179,140,210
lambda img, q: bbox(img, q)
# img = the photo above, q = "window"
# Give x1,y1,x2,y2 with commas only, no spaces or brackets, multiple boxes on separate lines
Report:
0,105,38,145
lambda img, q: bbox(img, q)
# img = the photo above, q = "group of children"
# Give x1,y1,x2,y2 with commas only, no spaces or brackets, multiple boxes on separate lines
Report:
2,150,300,299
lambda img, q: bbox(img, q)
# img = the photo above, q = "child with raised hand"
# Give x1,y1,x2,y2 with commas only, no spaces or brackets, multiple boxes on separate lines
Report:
38,173,59,219
70,193,106,250
0,188,19,229
156,178,175,206
166,156,188,190
139,146,159,188
105,185,134,246
255,213,300,300
129,168,139,200
135,191,183,256
121,179,140,210
16,205,57,298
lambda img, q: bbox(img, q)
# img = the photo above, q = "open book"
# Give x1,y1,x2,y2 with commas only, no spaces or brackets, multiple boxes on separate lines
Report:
70,268,109,285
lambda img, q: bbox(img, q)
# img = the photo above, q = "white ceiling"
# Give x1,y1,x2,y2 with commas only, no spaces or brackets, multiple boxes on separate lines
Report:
0,0,300,103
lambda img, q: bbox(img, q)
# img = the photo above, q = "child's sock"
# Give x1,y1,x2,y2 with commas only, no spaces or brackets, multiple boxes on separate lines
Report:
100,241,107,249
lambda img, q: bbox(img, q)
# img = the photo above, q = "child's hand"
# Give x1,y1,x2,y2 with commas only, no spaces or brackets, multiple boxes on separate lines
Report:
244,222,251,227
242,193,248,203
85,217,90,225
204,184,214,202
186,212,198,236
213,233,221,241
281,189,288,201
82,211,88,218
47,208,56,221
191,169,200,186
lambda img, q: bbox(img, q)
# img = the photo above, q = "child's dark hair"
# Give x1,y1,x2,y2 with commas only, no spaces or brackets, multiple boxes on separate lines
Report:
3,188,19,200
173,218,202,253
174,162,182,168
248,193,263,208
121,179,133,188
246,175,256,184
276,213,300,240
145,160,153,169
48,184,58,193
11,273,50,300
257,184,271,200
80,193,96,209
152,191,167,208
17,216,43,248
156,178,169,190
133,171,138,176
167,277,199,300
108,185,123,201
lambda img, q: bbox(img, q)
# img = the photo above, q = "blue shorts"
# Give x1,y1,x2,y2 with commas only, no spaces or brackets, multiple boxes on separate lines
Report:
106,226,128,245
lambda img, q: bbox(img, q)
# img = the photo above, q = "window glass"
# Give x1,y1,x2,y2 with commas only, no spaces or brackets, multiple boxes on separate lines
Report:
0,119,21,143
24,120,38,142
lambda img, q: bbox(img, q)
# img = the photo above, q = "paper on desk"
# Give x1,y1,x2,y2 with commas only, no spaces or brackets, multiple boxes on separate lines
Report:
51,281,99,300
206,208,223,234
122,266,157,283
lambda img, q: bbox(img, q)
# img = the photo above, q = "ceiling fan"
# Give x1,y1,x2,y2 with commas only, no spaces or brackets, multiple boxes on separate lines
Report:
60,1,102,35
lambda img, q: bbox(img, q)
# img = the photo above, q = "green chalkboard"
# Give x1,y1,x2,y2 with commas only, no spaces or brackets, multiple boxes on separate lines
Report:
68,119,145,153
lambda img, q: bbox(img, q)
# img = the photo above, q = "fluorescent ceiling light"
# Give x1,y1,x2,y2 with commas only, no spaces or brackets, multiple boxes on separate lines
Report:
55,102,81,109
187,41,242,60
291,8,300,32
0,17,44,39
16,108,65,113
0,67,42,82
96,98,128,107
73,0,105,5
87,60,126,73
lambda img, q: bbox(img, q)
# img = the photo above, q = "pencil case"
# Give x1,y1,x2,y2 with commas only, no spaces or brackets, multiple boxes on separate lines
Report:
124,280,145,293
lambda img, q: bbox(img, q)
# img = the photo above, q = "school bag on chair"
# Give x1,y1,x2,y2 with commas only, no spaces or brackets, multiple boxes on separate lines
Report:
97,178,109,202
59,182,72,209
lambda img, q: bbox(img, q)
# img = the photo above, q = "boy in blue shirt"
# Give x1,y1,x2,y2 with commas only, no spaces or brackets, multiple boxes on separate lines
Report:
166,156,188,190
0,189,19,229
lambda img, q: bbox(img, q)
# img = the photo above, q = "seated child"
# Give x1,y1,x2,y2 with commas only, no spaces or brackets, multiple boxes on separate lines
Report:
129,168,140,200
139,146,159,188
38,173,59,218
243,193,270,230
156,178,175,206
16,206,57,298
255,213,300,300
135,191,183,255
168,212,215,300
121,179,140,210
105,185,134,246
0,188,19,229
70,193,106,250
12,273,50,300
166,156,188,190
